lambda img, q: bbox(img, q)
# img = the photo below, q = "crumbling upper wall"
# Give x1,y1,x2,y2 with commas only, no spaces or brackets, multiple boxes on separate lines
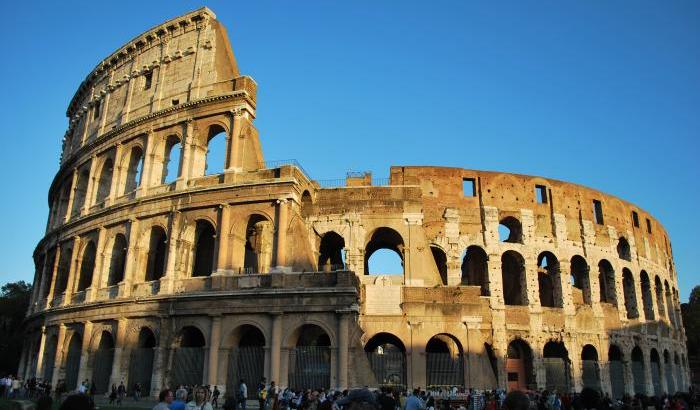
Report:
61,8,245,165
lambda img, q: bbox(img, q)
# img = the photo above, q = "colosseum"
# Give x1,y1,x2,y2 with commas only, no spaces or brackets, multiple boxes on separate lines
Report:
20,7,689,400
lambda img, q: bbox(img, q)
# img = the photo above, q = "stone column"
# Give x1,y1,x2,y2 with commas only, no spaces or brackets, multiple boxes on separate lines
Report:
46,245,62,307
76,321,94,386
120,219,140,297
81,157,98,215
107,143,124,205
87,227,107,302
336,312,350,390
270,313,283,383
109,318,129,388
408,321,426,389
161,212,181,294
150,317,169,395
37,250,56,310
215,205,231,274
227,111,244,172
137,132,155,197
35,327,48,379
176,120,195,190
208,316,222,387
63,237,82,305
17,343,29,379
274,199,289,270
623,357,635,396
51,324,67,385
64,169,79,223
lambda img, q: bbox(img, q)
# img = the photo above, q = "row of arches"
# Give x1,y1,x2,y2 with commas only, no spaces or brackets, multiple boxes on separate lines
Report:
51,124,229,229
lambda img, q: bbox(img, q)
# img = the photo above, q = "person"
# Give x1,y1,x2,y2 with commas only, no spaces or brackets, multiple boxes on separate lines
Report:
117,381,126,406
187,385,214,410
335,388,378,410
258,378,268,410
153,389,174,410
405,389,424,410
212,386,221,409
134,382,142,401
109,384,118,404
239,378,248,410
171,388,188,410
59,393,96,410
267,381,279,410
502,391,530,410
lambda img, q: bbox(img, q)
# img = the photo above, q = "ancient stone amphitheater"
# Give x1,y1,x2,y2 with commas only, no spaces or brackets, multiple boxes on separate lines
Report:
20,7,688,399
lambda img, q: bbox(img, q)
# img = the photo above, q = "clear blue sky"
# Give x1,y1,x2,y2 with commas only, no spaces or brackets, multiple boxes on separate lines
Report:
1,1,698,300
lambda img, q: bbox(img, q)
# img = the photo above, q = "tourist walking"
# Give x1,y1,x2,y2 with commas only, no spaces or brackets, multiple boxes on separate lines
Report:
171,388,188,410
238,378,248,410
153,389,174,410
187,386,214,410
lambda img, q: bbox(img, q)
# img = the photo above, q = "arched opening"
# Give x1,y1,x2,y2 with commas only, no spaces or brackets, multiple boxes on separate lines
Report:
107,234,127,286
318,231,345,272
162,136,182,184
570,256,591,305
243,215,273,274
171,326,206,388
55,246,73,295
300,191,313,218
92,331,115,394
95,158,114,204
650,349,662,397
288,324,331,390
365,227,404,275
581,345,600,391
499,217,522,243
461,245,489,296
128,328,156,396
622,269,639,319
501,251,527,306
608,345,626,399
665,282,675,327
77,241,96,291
431,246,448,285
506,339,534,392
64,332,83,391
641,271,655,320
537,252,562,308
42,335,58,383
70,167,90,217
598,259,617,306
655,276,665,319
426,334,464,387
674,353,683,393
205,126,227,175
543,341,571,392
145,226,167,281
123,146,144,194
617,237,631,261
226,325,265,399
364,333,406,389
56,183,71,224
192,220,216,277
664,350,675,394
631,346,646,395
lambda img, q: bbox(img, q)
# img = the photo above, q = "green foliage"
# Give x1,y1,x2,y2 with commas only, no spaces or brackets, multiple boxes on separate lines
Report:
681,285,700,357
0,281,32,375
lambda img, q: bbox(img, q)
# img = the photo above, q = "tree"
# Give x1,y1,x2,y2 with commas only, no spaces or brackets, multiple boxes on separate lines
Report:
681,285,700,357
0,280,32,375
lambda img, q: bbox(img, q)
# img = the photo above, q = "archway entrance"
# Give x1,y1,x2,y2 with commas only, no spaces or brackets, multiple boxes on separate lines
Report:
226,325,265,399
364,333,406,389
426,334,464,388
128,328,156,395
581,345,600,391
64,332,82,391
609,345,626,399
170,326,206,387
543,341,571,392
650,349,661,397
664,350,675,394
43,335,58,383
288,325,331,390
92,331,115,394
631,347,646,395
506,339,534,392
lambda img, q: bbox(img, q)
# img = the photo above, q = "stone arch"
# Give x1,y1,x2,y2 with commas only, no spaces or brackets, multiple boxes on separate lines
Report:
243,213,273,274
364,227,405,276
641,271,655,320
664,280,674,327
287,323,332,390
631,346,646,395
54,243,74,295
426,333,464,387
430,245,448,285
205,124,228,175
570,255,591,305
650,348,662,397
608,344,626,399
300,190,313,218
364,332,408,388
598,259,617,306
94,156,114,204
170,325,207,388
64,331,83,391
581,344,600,390
107,234,127,286
461,245,489,296
70,163,91,217
91,330,115,394
284,320,336,349
42,334,58,382
122,145,144,194
655,276,665,319
318,231,345,272
128,327,157,396
664,349,675,394
537,251,562,308
499,216,523,243
543,340,571,392
622,268,639,319
144,225,168,281
191,219,216,277
674,352,683,393
77,240,97,291
502,250,527,306
617,237,631,261
224,324,266,398
162,134,182,184
506,338,534,391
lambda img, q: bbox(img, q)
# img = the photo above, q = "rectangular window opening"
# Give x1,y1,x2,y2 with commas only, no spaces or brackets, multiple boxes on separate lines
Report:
462,178,476,197
593,200,604,225
172,99,179,106
535,185,548,204
93,101,100,120
144,72,153,90
632,211,639,228
646,218,652,234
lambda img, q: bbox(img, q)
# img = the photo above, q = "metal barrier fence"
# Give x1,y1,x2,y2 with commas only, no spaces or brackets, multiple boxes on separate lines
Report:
544,358,570,393
426,353,463,387
609,361,625,400
288,347,331,390
581,360,600,391
128,348,155,395
171,347,205,388
226,347,265,399
632,361,646,395
366,352,406,388
92,348,115,394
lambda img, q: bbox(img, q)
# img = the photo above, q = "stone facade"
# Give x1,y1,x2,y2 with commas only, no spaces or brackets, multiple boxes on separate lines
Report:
21,7,688,399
